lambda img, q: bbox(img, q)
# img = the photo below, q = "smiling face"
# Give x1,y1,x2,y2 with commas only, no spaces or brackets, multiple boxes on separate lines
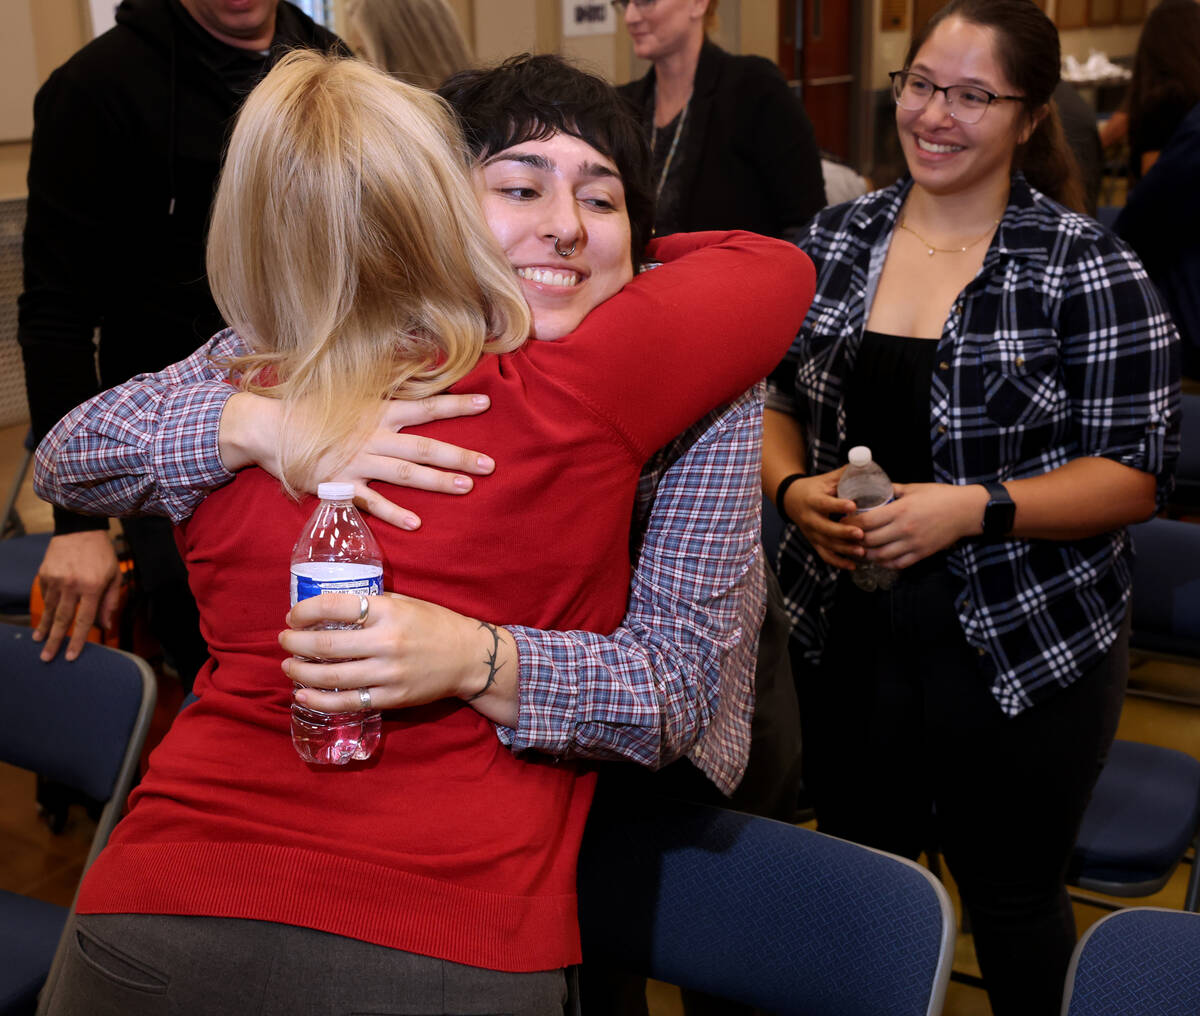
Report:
622,0,708,64
897,16,1033,203
474,132,634,341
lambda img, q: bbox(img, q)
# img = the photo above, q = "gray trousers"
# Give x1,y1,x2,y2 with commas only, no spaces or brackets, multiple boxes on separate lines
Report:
40,914,568,1016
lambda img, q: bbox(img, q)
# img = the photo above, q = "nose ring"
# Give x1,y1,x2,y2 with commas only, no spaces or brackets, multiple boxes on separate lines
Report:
552,235,576,258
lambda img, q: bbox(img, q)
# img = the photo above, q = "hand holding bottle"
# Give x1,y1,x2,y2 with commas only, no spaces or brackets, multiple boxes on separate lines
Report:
281,593,519,729
856,481,991,570
777,466,865,570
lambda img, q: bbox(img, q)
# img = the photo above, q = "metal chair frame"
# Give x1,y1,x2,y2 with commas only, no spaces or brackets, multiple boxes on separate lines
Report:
0,622,157,1015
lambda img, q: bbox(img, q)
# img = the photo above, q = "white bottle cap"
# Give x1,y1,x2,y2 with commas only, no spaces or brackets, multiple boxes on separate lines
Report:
847,446,873,467
317,482,355,501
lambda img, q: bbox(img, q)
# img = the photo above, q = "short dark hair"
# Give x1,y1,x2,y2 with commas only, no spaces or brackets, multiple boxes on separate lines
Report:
438,53,655,264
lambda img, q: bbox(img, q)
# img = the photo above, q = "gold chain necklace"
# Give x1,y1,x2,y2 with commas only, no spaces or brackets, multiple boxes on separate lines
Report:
897,216,1000,256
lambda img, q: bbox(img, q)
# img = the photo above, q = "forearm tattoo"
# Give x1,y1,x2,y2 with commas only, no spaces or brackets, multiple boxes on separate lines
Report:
466,621,505,701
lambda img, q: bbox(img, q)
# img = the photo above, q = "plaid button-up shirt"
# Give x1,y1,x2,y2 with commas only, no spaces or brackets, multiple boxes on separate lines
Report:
36,329,762,792
767,174,1180,715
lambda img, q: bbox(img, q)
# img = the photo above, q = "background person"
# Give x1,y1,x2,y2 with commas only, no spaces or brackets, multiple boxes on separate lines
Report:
39,51,814,1015
1126,0,1200,180
614,0,826,240
762,3,1179,1014
1116,99,1200,379
18,0,342,680
343,0,472,88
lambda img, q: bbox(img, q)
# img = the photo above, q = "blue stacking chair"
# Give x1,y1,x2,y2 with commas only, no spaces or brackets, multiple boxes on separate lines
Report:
1069,739,1200,912
1065,517,1200,912
577,794,955,1016
1061,907,1200,1015
0,430,52,623
1168,392,1200,519
1128,516,1200,662
0,623,156,1016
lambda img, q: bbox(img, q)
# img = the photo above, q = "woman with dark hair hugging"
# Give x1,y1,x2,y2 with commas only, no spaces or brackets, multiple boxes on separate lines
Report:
37,51,813,1016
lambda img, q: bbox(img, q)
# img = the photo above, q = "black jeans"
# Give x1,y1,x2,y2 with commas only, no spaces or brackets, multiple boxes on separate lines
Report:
797,567,1126,1016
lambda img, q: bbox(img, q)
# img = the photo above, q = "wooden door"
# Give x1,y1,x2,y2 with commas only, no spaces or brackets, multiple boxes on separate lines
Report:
781,0,855,160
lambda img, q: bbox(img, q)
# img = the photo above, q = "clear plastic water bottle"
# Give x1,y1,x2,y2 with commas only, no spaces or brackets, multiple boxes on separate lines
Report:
837,446,897,592
289,482,383,764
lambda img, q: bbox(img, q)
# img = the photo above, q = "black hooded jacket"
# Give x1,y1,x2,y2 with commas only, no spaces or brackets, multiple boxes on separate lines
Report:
18,0,342,533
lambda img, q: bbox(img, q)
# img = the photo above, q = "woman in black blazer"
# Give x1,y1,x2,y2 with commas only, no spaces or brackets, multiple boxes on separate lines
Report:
616,0,825,240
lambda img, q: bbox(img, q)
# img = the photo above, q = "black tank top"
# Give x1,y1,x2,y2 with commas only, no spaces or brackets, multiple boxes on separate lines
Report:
843,330,938,483
844,330,947,578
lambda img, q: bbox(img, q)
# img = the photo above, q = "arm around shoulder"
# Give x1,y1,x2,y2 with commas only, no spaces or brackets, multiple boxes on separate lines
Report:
563,231,815,456
34,336,241,523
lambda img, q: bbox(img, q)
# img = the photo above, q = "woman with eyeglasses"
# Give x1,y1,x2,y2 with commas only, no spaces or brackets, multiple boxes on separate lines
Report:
613,0,825,240
762,3,1179,1014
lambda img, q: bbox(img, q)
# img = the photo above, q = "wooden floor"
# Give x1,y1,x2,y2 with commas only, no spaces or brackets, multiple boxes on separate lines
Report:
3,420,1199,1016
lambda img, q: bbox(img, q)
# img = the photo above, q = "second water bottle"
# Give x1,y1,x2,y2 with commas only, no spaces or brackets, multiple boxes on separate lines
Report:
837,446,896,592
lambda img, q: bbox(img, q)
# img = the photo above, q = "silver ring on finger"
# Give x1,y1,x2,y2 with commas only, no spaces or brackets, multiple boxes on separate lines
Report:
355,595,370,626
358,686,373,711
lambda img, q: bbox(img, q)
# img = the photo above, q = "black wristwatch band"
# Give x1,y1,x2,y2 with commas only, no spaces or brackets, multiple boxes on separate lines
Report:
774,472,808,525
981,481,1016,539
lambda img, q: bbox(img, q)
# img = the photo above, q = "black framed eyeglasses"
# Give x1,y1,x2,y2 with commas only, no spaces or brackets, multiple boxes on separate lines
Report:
889,70,1024,125
611,0,659,11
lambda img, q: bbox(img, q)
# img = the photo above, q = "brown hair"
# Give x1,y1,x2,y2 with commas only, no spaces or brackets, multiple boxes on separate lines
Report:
208,51,529,496
905,0,1087,212
343,0,473,90
1127,0,1200,158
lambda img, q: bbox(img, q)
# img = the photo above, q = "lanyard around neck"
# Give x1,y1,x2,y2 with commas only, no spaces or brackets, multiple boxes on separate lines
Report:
650,88,691,203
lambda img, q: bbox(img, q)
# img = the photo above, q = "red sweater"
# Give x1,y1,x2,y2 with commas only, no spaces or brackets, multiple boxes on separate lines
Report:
77,231,815,970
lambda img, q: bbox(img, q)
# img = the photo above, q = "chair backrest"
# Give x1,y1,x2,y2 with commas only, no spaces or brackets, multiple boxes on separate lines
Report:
1129,517,1200,659
578,795,955,1016
1062,907,1200,1016
0,622,156,875
1069,738,1200,908
1173,392,1200,516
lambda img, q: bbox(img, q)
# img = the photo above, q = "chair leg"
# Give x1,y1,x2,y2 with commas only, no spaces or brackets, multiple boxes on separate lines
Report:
1184,843,1200,913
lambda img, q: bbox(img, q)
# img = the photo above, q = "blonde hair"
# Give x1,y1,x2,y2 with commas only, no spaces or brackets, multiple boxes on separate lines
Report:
207,50,529,496
344,0,473,89
704,0,719,33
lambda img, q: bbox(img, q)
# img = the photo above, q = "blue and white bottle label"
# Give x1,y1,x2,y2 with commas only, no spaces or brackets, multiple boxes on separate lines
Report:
290,562,383,605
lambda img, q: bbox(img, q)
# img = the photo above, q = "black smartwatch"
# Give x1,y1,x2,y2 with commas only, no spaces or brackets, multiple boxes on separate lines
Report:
981,481,1015,539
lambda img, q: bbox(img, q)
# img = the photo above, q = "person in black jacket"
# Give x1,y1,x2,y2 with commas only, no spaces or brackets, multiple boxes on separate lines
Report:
609,13,821,1016
1126,0,1200,182
1116,98,1200,380
18,0,342,682
615,0,825,241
